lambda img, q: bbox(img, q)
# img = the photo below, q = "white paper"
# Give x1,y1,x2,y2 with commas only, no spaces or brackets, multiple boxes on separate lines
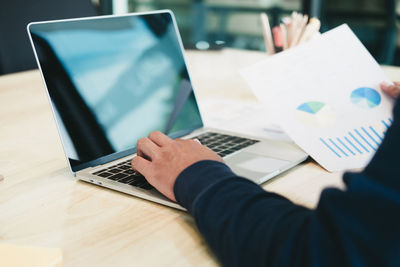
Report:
241,24,395,172
199,98,292,142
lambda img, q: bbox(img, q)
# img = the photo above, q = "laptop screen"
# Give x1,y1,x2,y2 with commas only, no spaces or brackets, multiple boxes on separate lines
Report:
28,11,203,172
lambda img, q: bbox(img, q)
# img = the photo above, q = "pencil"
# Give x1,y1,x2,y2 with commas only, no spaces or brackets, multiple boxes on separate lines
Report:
298,18,321,44
260,13,275,55
280,23,289,50
291,14,309,47
272,25,284,52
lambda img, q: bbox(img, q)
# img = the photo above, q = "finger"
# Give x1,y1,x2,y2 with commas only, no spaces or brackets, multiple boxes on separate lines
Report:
131,156,152,177
193,138,201,144
148,131,172,147
380,82,400,99
136,137,159,160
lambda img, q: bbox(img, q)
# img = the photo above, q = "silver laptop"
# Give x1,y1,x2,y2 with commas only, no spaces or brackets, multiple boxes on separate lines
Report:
27,10,307,210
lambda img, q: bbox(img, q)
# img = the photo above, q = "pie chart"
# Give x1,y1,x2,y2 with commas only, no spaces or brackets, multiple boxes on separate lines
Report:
296,101,336,127
350,87,381,109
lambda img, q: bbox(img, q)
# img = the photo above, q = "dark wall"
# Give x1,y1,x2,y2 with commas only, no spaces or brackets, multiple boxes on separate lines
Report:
0,0,98,75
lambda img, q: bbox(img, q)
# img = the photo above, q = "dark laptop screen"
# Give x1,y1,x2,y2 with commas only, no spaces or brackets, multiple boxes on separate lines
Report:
28,11,203,172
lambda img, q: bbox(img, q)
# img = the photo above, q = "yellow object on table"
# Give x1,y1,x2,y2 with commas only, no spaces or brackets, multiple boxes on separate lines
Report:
0,243,62,267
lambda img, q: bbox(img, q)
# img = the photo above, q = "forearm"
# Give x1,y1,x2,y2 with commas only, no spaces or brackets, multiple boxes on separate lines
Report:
193,178,312,267
174,161,312,266
175,161,400,267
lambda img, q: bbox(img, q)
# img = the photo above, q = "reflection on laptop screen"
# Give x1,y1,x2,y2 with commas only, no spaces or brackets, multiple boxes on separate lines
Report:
29,12,203,172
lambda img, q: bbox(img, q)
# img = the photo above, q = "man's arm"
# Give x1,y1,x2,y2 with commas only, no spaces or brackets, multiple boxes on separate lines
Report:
174,161,313,266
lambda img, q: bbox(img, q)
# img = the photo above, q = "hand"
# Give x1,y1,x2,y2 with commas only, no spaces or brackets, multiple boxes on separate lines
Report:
380,82,400,99
131,131,223,202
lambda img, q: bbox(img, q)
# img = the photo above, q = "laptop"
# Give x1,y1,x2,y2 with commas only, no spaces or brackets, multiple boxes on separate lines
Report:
27,10,308,210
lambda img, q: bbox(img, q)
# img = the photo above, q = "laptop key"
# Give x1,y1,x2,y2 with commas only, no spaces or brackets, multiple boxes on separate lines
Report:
139,183,154,190
230,144,244,150
108,168,122,174
129,175,147,185
129,179,144,187
119,165,131,170
118,176,136,184
123,169,135,175
108,173,128,181
96,172,113,178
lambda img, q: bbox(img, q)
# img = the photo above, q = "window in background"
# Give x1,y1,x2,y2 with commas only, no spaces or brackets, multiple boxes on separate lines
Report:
106,0,400,65
320,0,398,65
128,0,301,51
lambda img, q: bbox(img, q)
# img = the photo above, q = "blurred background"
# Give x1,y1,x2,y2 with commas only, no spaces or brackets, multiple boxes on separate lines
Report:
1,0,399,75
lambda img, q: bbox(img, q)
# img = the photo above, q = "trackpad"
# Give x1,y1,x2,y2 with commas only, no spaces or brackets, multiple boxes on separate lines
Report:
237,157,289,173
225,152,290,181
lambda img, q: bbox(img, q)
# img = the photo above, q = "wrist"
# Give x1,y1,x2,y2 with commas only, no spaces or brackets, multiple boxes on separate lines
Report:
173,160,235,213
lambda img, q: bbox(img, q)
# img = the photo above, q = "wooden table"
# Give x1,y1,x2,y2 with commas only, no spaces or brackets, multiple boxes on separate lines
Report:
0,49,399,266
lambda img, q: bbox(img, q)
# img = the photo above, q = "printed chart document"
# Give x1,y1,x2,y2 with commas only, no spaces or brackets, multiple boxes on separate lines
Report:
241,24,394,172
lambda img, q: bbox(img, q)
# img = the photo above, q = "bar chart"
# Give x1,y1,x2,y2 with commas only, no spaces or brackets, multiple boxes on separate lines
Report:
320,118,392,158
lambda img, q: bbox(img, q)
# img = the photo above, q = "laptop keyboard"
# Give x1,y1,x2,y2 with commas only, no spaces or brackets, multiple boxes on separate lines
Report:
194,132,259,157
92,160,154,190
91,132,259,190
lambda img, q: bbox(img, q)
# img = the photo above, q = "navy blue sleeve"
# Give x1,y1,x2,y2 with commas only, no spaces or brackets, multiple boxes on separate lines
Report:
174,99,400,267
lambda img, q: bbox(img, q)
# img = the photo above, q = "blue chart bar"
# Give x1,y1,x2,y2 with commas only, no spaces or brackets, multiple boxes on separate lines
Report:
344,136,363,154
381,118,393,135
382,120,390,129
355,129,376,151
329,138,348,157
369,126,383,142
349,132,369,153
320,138,342,158
361,127,379,147
337,137,355,155
320,123,390,158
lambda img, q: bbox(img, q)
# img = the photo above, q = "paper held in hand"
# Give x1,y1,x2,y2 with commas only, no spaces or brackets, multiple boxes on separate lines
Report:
241,24,395,172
